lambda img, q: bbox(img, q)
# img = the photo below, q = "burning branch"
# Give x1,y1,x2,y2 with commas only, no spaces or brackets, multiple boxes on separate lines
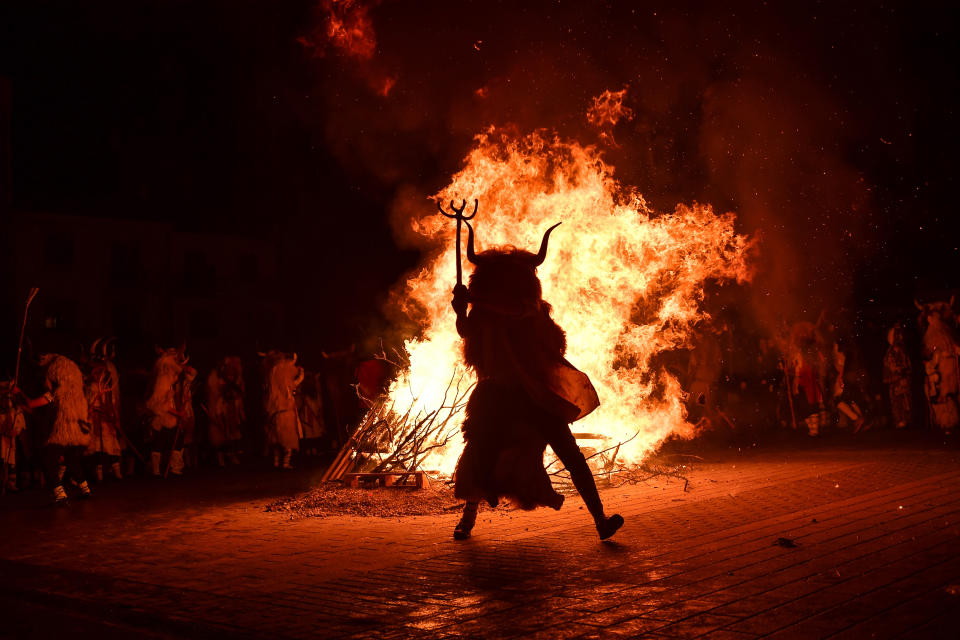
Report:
325,365,474,483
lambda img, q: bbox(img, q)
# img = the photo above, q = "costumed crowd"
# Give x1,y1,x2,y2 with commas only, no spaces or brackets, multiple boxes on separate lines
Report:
684,297,960,440
0,340,387,505
1,295,957,514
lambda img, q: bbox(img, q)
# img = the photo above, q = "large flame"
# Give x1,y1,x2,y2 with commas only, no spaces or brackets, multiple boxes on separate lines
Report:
387,127,753,475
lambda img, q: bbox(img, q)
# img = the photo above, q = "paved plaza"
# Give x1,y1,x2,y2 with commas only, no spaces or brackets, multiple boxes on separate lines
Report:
2,438,959,639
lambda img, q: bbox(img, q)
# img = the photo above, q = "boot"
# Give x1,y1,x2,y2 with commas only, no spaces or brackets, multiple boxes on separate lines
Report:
77,480,92,499
124,456,136,477
5,466,17,492
217,452,226,468
94,464,104,483
281,450,293,470
805,414,819,437
150,451,162,477
228,452,240,465
57,464,66,482
169,449,184,476
566,451,624,540
454,502,479,540
596,514,625,540
111,461,123,480
273,450,280,468
51,484,68,506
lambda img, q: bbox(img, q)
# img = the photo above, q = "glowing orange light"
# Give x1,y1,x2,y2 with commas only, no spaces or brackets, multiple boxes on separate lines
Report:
381,124,754,475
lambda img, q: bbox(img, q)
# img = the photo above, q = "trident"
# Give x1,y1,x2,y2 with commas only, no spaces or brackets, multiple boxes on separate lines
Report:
437,199,478,286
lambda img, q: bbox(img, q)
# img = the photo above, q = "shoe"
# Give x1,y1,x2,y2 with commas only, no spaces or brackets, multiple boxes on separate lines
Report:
169,450,184,476
453,503,479,540
596,514,624,540
77,480,92,499
52,485,69,506
111,461,123,480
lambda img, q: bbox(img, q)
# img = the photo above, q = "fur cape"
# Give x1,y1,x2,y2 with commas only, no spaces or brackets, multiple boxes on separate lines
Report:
453,243,598,510
263,352,303,451
43,355,91,447
145,351,183,431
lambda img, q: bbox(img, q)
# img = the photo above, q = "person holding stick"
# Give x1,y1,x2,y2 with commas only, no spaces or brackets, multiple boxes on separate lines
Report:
440,200,623,541
17,352,92,504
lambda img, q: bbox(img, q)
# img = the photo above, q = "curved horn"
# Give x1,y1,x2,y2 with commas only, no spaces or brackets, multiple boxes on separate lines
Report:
465,221,478,264
103,337,117,359
915,299,923,310
90,338,103,357
533,222,562,266
180,355,189,367
292,352,298,364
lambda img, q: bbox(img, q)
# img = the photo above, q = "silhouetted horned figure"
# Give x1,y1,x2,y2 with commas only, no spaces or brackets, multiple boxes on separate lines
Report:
444,203,624,541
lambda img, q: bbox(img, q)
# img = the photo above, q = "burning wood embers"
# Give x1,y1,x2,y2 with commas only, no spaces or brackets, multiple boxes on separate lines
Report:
321,351,473,488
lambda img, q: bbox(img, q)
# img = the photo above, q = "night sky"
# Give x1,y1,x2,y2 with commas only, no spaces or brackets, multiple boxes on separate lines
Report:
1,1,957,346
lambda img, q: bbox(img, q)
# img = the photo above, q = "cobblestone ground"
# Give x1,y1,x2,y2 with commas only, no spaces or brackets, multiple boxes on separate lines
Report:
2,440,960,639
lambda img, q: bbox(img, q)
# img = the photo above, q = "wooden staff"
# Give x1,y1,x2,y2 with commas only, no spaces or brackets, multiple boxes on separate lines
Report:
13,288,39,388
3,288,38,494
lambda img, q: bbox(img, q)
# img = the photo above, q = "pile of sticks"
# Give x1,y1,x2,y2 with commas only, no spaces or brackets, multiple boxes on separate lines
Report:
321,366,473,484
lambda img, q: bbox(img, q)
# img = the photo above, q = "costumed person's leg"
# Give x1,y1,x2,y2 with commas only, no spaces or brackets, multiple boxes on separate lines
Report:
150,427,166,477
546,424,623,540
454,501,480,540
5,464,16,492
43,445,68,504
65,446,91,498
91,452,104,483
168,429,185,476
228,440,241,465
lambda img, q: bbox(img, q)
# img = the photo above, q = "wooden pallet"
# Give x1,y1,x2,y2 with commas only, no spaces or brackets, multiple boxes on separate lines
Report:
342,471,425,489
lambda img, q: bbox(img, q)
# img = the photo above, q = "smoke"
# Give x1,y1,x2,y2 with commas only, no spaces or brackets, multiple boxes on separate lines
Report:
294,1,910,335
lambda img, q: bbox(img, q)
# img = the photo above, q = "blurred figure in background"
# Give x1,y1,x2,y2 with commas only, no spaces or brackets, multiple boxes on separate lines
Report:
917,299,959,434
83,339,125,481
297,371,325,457
20,353,91,504
790,322,828,436
883,324,913,429
1,380,27,492
206,356,246,467
261,350,304,469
